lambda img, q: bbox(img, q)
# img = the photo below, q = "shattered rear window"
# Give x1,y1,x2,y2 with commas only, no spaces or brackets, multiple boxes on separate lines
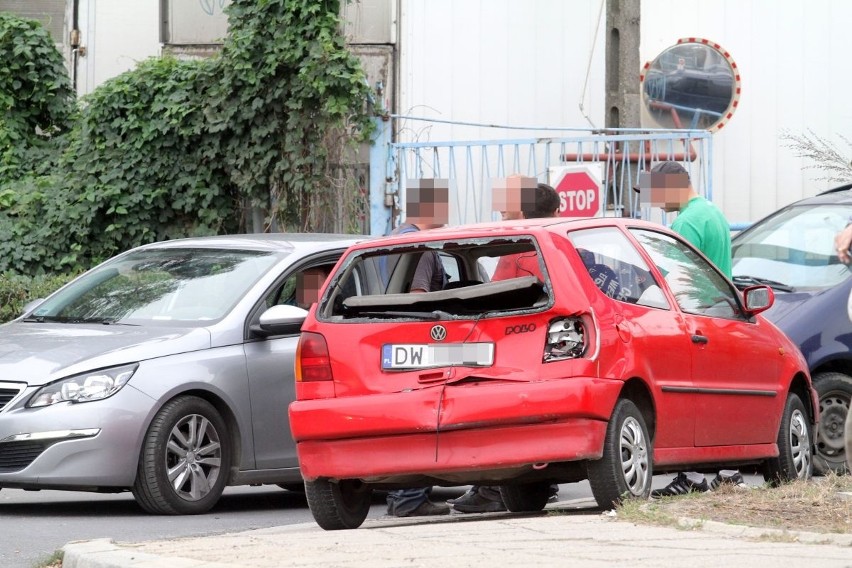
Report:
318,237,552,320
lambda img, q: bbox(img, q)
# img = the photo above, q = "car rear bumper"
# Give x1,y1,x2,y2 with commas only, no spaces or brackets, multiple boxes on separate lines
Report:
296,419,608,481
290,376,622,480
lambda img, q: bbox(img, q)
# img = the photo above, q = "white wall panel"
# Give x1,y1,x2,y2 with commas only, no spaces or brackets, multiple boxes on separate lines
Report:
74,0,852,224
641,0,852,224
398,0,607,145
77,0,160,95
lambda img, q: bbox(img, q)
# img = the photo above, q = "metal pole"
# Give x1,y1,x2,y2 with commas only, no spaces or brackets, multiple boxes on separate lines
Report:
369,114,392,236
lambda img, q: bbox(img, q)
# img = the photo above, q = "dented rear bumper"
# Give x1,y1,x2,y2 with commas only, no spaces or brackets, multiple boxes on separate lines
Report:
289,376,622,481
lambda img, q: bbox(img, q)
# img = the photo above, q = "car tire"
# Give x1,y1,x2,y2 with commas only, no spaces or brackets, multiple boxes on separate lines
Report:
764,392,813,484
132,396,231,515
586,398,652,509
811,372,851,475
305,478,372,530
499,481,550,512
846,405,852,472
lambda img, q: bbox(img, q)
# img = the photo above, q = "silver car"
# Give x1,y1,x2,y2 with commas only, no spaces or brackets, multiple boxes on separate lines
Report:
0,234,362,514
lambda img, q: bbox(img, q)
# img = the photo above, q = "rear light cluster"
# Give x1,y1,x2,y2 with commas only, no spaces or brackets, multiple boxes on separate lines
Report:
544,317,587,361
296,332,334,382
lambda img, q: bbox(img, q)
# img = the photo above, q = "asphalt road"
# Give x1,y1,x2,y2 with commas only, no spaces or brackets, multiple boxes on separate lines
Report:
1,474,766,568
0,483,592,568
0,485,333,568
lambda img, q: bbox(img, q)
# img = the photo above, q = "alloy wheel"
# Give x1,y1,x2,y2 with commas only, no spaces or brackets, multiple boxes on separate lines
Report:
619,416,650,495
166,413,223,501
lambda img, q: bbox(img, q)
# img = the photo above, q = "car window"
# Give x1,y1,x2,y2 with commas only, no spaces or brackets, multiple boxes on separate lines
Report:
32,248,281,324
440,253,461,284
321,237,551,320
264,263,336,310
732,203,852,289
567,227,669,309
631,229,743,319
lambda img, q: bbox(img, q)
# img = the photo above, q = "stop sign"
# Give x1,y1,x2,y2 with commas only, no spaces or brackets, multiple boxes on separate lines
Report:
552,167,601,218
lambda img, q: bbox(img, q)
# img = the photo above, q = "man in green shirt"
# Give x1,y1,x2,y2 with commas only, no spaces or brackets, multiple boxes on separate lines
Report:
635,161,732,277
634,161,739,497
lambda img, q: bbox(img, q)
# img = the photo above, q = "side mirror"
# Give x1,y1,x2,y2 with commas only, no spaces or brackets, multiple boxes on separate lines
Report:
742,285,774,316
250,304,309,338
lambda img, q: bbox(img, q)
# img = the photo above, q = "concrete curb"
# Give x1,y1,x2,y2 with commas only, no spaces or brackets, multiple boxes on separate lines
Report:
61,506,852,568
675,517,852,546
61,538,240,568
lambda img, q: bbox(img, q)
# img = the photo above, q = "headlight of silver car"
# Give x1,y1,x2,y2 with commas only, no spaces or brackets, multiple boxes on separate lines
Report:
27,363,139,408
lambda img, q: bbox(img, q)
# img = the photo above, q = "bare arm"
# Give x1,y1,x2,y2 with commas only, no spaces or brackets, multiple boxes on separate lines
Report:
835,225,852,264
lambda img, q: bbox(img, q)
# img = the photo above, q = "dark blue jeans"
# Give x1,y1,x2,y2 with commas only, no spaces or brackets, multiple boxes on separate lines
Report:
386,487,430,516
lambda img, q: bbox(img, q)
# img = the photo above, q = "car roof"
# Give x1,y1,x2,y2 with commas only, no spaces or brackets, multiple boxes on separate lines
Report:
363,217,670,248
795,184,852,205
132,233,367,255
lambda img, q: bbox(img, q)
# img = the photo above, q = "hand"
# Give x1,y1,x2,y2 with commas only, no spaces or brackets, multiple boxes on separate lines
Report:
834,225,852,264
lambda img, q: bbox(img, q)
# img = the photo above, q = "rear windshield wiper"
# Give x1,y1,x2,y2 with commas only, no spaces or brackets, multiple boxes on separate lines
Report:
732,275,794,293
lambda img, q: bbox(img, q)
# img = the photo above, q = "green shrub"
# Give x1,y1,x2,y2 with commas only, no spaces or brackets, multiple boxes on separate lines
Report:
0,271,77,323
0,0,373,277
0,12,73,181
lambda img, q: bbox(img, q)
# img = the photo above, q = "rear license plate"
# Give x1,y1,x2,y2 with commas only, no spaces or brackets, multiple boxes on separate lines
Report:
381,343,495,370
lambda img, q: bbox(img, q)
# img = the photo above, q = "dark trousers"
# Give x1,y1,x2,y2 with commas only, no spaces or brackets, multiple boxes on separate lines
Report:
386,487,430,515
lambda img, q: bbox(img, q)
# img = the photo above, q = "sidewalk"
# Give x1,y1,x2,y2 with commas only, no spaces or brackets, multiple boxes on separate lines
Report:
62,498,852,568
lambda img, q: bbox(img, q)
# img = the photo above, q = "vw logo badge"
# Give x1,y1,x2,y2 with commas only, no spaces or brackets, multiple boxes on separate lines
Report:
430,325,447,341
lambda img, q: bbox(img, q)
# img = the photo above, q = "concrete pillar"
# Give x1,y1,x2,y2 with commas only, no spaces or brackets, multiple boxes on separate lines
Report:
605,0,641,129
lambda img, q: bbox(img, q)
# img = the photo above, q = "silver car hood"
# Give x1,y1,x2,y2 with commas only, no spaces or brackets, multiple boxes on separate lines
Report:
0,322,211,386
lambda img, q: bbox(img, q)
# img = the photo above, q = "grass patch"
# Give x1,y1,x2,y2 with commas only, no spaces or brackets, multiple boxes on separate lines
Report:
31,550,63,568
616,472,852,535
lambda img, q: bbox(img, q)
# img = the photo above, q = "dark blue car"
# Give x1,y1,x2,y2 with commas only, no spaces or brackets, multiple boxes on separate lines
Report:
732,184,852,474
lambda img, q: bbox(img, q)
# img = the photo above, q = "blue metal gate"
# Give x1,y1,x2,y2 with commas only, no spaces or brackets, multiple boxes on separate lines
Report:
369,116,713,236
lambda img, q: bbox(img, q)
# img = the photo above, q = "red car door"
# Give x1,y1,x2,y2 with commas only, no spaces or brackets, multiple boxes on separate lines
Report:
631,228,780,447
566,227,697,451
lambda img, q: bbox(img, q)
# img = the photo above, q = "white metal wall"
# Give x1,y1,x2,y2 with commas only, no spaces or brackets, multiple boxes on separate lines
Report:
398,0,852,226
76,0,160,95
68,0,852,226
397,0,607,141
640,0,852,225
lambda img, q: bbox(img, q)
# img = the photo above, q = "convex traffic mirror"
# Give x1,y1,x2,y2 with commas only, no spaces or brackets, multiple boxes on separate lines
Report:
641,38,740,132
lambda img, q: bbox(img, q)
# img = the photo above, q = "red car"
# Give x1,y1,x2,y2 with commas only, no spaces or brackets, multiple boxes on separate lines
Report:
289,218,818,530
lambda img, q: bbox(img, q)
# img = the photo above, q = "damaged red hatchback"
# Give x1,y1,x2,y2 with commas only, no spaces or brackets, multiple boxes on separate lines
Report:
289,218,818,530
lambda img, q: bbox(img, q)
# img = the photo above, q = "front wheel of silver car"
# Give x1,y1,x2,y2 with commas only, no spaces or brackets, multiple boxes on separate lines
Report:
764,392,812,485
586,398,652,509
132,396,231,515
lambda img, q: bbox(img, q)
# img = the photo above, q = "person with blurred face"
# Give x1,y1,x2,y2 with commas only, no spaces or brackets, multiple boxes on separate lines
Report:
634,161,732,278
385,179,452,518
490,178,560,282
295,267,330,310
449,179,561,514
636,161,741,496
833,224,852,473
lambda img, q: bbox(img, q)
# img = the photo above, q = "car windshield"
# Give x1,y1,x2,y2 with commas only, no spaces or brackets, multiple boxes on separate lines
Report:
29,248,281,324
731,203,852,290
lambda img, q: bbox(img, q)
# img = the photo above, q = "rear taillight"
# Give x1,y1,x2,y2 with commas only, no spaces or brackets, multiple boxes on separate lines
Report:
544,317,587,361
296,332,334,382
